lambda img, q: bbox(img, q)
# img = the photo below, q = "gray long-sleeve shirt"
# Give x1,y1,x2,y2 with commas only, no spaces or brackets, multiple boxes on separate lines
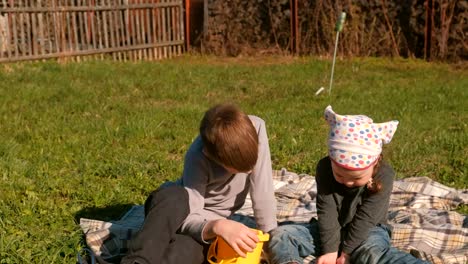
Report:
170,115,278,243
316,156,394,254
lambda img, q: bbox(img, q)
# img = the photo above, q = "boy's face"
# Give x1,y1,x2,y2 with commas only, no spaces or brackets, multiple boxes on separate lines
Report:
331,161,374,188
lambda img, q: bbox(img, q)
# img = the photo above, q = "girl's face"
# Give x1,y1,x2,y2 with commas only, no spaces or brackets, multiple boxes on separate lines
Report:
331,161,375,188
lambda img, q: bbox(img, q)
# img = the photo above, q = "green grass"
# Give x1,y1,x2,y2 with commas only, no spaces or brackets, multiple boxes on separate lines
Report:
0,56,466,262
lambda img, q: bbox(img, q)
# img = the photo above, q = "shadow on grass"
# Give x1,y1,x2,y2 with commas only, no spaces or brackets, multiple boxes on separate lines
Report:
74,203,137,223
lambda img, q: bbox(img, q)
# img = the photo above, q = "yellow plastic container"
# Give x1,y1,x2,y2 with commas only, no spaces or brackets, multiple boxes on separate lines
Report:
207,229,270,264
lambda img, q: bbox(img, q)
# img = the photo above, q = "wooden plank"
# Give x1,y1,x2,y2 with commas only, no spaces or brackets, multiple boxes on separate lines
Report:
18,0,26,56
27,1,37,55
124,0,132,61
178,0,182,54
161,0,167,58
83,0,91,51
77,2,83,61
173,3,177,39
77,0,86,53
106,0,117,60
102,0,109,58
3,0,8,57
0,0,6,57
141,0,148,60
158,0,164,59
65,0,72,56
179,1,184,54
10,0,19,57
169,2,173,58
96,1,103,60
169,3,178,57
173,5,178,56
145,0,153,60
26,0,33,56
31,0,38,56
130,0,138,60
71,0,80,61
151,0,158,59
118,0,127,61
113,0,120,61
52,0,61,54
158,0,163,59
90,0,97,56
60,0,67,56
4,0,11,58
140,0,148,60
116,0,123,61
170,3,174,58
174,3,179,55
178,1,184,55
138,0,145,60
134,0,140,60
37,0,46,55
44,0,53,53
76,0,84,61
135,0,142,60
174,1,181,55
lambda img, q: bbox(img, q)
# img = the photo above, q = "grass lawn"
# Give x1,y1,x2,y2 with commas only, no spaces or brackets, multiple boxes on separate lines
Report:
0,56,466,263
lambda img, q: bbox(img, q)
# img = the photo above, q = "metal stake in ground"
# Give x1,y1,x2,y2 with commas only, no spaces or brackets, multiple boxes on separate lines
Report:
328,12,346,96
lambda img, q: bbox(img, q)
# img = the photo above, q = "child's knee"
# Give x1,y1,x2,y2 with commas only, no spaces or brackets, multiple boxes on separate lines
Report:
270,225,309,243
351,238,390,262
144,185,188,215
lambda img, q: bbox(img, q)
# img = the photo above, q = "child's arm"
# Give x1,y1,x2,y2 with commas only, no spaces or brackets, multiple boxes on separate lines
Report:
178,143,218,243
316,157,341,255
248,116,278,233
340,163,394,255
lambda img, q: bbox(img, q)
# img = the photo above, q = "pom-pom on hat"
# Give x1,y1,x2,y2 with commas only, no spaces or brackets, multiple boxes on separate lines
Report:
324,105,399,170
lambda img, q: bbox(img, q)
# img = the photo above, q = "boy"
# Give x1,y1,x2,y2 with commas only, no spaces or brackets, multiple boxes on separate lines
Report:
122,103,278,264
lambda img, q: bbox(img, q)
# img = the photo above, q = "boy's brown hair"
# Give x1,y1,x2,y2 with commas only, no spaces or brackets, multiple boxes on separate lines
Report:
200,103,258,172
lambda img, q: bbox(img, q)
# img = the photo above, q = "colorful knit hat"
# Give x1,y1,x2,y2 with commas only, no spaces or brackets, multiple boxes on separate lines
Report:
324,105,399,170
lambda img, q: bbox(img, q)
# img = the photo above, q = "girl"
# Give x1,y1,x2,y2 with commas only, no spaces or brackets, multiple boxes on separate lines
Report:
267,106,429,264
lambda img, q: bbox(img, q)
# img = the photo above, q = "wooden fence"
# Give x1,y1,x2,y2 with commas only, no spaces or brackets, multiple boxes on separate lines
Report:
0,0,185,62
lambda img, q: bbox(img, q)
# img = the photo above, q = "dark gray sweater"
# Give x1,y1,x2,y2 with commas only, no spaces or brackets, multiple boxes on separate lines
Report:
315,156,394,254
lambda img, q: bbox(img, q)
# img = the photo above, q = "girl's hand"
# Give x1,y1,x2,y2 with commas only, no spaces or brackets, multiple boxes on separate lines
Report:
336,252,350,264
212,219,259,257
316,252,338,264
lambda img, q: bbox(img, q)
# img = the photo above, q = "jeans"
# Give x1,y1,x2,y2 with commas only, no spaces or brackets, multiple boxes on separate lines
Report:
267,221,321,264
268,221,430,264
350,224,430,264
121,185,206,264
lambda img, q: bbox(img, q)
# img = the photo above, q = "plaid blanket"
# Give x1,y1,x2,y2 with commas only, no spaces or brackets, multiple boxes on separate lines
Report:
80,169,468,264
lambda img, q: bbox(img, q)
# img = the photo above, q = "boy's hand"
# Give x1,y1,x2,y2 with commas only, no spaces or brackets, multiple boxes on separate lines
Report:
212,219,259,257
316,251,338,264
336,252,350,264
